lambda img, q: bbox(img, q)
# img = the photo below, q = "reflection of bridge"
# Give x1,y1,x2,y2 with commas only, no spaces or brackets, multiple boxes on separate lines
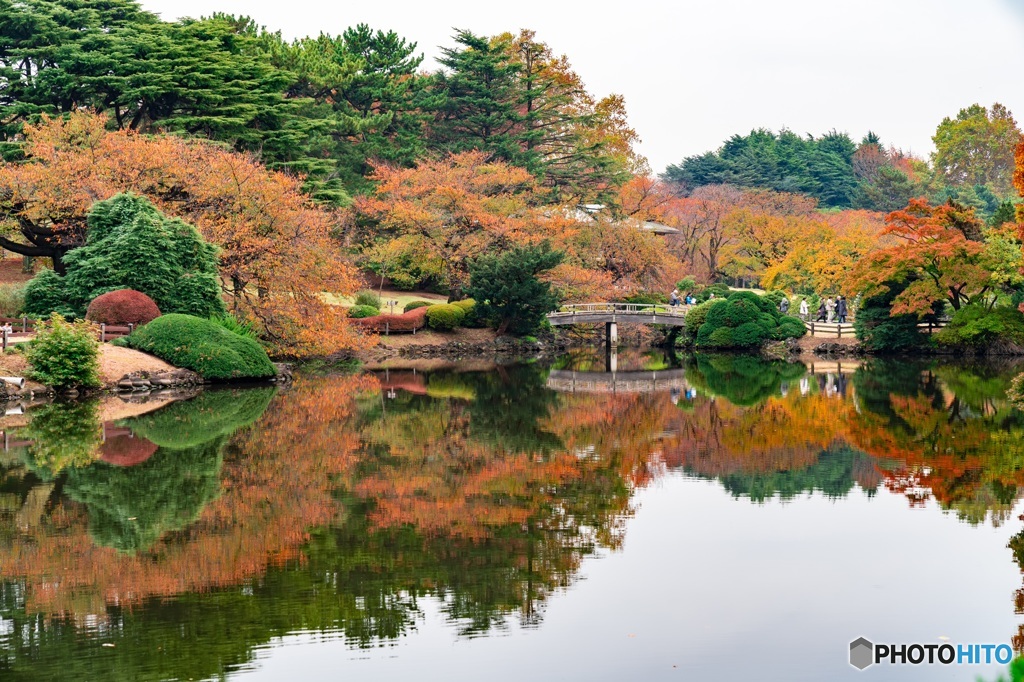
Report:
546,368,688,394
547,303,688,345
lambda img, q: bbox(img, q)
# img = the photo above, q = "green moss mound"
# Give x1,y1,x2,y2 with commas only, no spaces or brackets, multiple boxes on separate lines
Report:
126,314,276,380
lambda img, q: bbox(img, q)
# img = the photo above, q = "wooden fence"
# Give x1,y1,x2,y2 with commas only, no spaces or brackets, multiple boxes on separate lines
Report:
0,319,134,350
803,320,948,338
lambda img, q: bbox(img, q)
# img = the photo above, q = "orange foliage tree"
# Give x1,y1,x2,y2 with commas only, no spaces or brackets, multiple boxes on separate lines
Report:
849,198,989,314
0,112,367,356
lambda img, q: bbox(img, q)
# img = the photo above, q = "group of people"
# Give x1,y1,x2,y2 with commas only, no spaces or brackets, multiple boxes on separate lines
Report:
669,289,696,306
788,295,847,323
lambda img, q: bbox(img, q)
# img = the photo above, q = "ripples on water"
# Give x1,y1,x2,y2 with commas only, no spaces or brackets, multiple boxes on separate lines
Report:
0,352,1022,680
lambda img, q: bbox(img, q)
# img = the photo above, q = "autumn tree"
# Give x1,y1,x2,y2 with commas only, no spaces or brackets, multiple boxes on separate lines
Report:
0,112,367,356
850,198,990,314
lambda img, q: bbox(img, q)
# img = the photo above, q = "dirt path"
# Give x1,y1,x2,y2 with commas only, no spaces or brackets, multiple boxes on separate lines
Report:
96,345,176,384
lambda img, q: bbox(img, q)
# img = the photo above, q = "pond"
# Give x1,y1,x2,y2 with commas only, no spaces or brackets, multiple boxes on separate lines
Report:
0,352,1023,681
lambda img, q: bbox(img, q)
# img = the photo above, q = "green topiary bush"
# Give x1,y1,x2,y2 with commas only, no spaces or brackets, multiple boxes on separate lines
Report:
694,290,804,349
450,298,484,328
347,304,380,319
125,314,276,380
403,300,434,312
682,300,720,344
425,303,466,331
26,314,102,389
354,290,382,309
24,193,225,320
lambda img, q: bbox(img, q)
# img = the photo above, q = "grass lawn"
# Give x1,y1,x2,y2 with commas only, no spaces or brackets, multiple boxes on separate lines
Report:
321,289,448,311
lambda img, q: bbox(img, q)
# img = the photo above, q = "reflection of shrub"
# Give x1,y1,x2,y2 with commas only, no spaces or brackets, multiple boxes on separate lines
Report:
27,314,101,388
63,437,225,551
85,289,161,326
348,305,380,319
127,314,275,380
403,300,433,313
935,305,1024,349
22,400,101,476
124,388,276,448
426,374,477,401
686,354,806,406
425,304,466,331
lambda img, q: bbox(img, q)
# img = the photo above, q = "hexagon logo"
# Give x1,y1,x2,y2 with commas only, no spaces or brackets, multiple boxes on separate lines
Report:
850,637,874,670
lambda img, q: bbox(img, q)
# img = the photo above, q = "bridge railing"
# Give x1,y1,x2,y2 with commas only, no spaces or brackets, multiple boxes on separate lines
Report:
549,303,691,318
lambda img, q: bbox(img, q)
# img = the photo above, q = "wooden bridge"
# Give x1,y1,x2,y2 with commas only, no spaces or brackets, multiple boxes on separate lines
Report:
547,303,689,345
546,368,688,394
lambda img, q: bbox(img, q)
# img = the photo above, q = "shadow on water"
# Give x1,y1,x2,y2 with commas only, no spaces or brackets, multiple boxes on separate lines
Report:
0,355,1024,679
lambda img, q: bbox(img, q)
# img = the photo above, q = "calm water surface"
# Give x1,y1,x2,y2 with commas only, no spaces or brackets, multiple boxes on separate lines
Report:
1,351,1023,681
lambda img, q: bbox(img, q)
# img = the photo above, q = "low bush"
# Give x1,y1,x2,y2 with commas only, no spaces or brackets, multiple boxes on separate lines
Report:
125,314,276,380
354,290,382,309
352,307,428,333
85,289,161,327
26,314,101,389
0,282,26,316
347,305,380,319
696,283,731,303
935,305,1024,349
682,300,720,344
403,300,434,312
425,303,466,331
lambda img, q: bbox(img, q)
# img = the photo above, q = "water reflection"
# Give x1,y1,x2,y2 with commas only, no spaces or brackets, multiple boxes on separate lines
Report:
0,355,1022,679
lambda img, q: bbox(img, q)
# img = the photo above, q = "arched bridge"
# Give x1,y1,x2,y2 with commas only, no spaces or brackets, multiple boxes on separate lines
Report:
546,303,689,345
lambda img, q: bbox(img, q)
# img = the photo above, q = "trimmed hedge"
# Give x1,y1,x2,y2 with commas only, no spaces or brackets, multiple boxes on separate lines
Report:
125,314,276,380
353,307,428,333
348,305,380,319
450,298,484,327
403,300,434,312
425,303,466,331
86,289,161,327
694,291,805,349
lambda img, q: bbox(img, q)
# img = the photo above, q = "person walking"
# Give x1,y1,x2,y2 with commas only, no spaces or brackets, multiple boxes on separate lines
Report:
816,300,826,322
669,289,680,307
779,296,790,314
837,296,848,324
825,297,835,323
799,298,809,320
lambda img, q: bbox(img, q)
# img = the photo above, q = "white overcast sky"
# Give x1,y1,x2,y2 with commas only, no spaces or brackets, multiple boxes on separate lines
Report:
139,0,1024,175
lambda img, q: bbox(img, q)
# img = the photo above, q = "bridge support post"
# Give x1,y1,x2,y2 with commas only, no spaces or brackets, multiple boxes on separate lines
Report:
605,321,617,348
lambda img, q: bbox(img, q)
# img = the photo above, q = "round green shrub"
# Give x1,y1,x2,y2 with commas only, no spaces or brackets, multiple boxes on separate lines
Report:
450,298,484,328
403,300,434,312
695,292,805,349
348,305,380,319
85,289,161,327
425,304,466,331
683,300,721,343
26,314,101,389
125,314,276,380
354,290,382,309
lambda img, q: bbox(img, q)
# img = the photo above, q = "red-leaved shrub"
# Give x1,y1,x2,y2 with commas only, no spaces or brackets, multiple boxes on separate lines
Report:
353,307,427,333
85,289,162,327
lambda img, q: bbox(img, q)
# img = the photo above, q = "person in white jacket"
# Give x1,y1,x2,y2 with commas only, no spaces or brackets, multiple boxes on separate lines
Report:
799,298,809,320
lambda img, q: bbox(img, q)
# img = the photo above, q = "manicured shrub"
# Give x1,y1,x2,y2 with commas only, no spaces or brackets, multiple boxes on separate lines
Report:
85,289,161,327
935,305,1024,349
0,282,26,316
425,303,466,331
450,298,484,327
403,300,434,312
354,290,382,309
26,314,101,389
465,242,564,335
694,290,804,349
352,306,428,333
125,314,275,380
682,300,720,344
348,304,380,319
696,282,731,302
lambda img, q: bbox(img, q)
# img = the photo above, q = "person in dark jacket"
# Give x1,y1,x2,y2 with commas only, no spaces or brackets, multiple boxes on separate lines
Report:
837,296,848,323
816,301,827,322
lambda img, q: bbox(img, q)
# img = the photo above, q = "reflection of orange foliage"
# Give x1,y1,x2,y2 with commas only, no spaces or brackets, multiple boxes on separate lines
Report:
0,375,377,618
